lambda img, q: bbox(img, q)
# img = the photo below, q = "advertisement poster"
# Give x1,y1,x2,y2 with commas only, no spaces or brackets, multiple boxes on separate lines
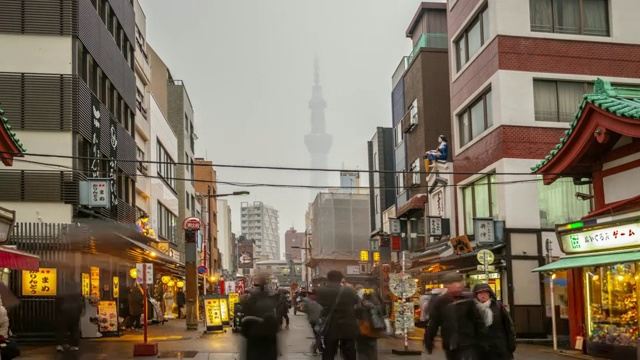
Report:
22,268,57,296
237,242,253,269
204,297,223,332
97,301,118,333
393,302,415,334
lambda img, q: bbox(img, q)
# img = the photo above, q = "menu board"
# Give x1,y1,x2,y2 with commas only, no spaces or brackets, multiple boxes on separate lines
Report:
22,268,57,296
204,297,223,331
97,301,118,333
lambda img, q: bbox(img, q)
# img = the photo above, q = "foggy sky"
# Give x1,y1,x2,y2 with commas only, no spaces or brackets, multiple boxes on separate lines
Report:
140,0,431,258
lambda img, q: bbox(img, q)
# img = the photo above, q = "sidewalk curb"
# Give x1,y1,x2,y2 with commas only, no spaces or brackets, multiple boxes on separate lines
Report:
548,350,600,360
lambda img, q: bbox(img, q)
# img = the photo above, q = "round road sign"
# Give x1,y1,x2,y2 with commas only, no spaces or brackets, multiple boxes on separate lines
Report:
182,217,202,231
389,273,417,298
197,266,207,275
477,249,495,265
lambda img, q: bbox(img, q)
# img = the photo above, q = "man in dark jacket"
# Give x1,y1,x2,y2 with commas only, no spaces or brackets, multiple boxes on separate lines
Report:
55,278,85,352
241,273,280,360
176,289,186,319
424,273,480,360
316,270,359,360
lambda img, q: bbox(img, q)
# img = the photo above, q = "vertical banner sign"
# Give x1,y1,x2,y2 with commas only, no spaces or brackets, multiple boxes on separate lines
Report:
228,293,239,318
91,95,101,178
237,242,253,269
380,264,392,304
220,296,230,325
90,266,100,297
108,117,118,217
113,276,120,298
82,273,90,296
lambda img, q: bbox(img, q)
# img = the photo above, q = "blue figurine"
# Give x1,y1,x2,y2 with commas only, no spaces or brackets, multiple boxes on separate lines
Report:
426,135,448,161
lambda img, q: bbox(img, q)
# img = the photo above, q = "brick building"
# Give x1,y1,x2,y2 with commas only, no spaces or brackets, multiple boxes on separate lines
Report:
446,0,640,338
284,227,304,261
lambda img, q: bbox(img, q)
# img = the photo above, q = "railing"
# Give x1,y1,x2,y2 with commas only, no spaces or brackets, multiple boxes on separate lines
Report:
407,33,448,64
168,79,184,86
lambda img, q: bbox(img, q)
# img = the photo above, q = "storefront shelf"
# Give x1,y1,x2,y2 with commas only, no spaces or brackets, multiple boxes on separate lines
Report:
587,342,636,359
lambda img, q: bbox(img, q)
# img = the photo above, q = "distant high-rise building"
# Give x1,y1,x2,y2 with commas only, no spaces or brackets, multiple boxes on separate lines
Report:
304,57,332,200
284,227,305,261
240,201,280,260
217,199,233,271
367,127,395,233
339,171,360,194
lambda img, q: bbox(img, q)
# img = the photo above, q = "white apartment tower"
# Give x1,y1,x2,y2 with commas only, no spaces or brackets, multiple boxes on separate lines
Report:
241,201,280,260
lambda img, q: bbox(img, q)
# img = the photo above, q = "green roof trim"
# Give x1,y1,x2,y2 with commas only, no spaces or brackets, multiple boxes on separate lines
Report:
531,78,640,172
0,104,27,153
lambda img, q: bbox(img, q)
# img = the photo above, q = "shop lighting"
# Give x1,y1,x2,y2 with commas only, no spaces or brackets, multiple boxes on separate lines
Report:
150,251,157,257
129,268,137,279
551,273,557,280
168,280,175,287
177,281,185,288
617,275,624,281
566,221,584,229
161,276,171,284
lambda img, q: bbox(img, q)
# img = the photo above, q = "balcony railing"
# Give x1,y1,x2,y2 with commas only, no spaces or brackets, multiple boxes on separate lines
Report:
407,33,448,64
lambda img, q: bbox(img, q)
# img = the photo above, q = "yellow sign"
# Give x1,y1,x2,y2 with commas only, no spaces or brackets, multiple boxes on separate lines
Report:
205,298,222,328
22,268,57,296
360,250,369,262
113,276,120,298
90,266,100,297
373,251,380,262
82,273,90,296
220,297,229,323
228,293,239,317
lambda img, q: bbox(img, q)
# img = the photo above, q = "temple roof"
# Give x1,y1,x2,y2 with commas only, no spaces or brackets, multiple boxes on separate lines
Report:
0,104,26,166
531,78,640,173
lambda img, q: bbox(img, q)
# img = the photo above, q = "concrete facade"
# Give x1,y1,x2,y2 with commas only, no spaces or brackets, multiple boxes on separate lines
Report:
240,201,280,260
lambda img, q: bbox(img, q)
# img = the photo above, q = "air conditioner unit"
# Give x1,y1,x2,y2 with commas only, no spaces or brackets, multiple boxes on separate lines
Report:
411,112,418,125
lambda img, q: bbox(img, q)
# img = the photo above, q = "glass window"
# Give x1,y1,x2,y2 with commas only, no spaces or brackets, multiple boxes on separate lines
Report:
463,186,474,235
470,99,485,139
485,91,493,127
456,38,466,70
459,90,492,146
467,20,482,59
463,175,497,234
455,7,489,71
459,111,470,146
394,123,404,147
585,263,639,348
474,177,490,218
538,177,591,228
409,99,418,125
482,8,490,43
530,0,609,36
534,80,593,122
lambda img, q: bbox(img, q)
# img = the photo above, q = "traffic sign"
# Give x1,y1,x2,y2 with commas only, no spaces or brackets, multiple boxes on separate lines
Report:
182,217,202,231
476,249,495,265
197,266,207,275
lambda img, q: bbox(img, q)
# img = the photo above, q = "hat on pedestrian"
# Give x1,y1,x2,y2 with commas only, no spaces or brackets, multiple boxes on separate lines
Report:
442,272,464,284
473,283,492,294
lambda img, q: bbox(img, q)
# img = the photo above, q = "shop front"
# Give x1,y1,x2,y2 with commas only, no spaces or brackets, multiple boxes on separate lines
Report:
534,213,640,358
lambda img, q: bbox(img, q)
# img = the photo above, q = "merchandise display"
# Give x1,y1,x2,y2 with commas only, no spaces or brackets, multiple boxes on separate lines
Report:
586,263,639,348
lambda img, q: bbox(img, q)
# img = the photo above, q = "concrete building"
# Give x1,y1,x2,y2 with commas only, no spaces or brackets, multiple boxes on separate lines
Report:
0,0,137,224
217,199,233,272
148,45,201,259
367,127,396,234
308,192,371,285
446,0,640,337
284,227,305,261
194,159,219,272
304,58,332,201
255,260,303,288
240,201,280,260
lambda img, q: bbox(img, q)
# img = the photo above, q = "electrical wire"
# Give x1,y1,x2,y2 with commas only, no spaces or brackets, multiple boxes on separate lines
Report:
0,151,575,177
9,158,577,190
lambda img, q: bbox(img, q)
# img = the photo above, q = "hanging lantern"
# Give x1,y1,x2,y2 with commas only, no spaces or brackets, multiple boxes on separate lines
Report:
129,268,137,279
168,280,175,287
161,276,171,284
177,280,185,288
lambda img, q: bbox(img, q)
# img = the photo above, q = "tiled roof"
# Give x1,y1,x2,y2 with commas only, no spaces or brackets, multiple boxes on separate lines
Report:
0,104,26,153
531,78,640,172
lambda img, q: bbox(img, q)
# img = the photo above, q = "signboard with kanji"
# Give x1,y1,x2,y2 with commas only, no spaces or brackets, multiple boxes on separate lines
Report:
450,235,473,255
474,218,495,245
380,264,392,303
393,302,415,334
373,251,380,263
228,293,239,318
113,276,120,298
204,295,223,332
22,268,57,296
82,273,90,296
359,250,369,262
389,218,401,234
428,217,443,236
220,297,230,325
90,266,100,297
136,263,153,285
559,222,640,254
89,179,110,208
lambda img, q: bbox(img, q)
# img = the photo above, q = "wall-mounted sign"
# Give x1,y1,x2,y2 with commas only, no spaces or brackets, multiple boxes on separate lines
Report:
89,180,110,208
359,250,369,262
450,235,473,255
380,264,392,303
90,266,100,297
90,95,101,178
474,218,495,245
373,251,380,263
559,222,640,254
22,268,57,296
346,265,360,275
391,236,402,251
82,273,90,297
389,218,401,234
238,242,254,269
113,276,120,298
108,117,118,218
428,217,443,236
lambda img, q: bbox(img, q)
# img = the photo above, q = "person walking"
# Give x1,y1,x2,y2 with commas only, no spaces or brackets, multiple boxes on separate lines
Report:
127,286,144,331
299,291,324,355
55,278,85,352
355,287,385,360
277,289,290,329
316,270,359,360
424,273,482,360
240,273,280,360
176,288,186,319
472,284,516,360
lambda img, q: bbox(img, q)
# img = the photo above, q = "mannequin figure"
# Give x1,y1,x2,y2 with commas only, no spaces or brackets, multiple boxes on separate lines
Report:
163,289,175,319
425,135,448,168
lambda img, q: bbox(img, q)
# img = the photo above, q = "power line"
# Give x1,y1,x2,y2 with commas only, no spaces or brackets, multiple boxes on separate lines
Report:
1,151,571,177
9,158,575,190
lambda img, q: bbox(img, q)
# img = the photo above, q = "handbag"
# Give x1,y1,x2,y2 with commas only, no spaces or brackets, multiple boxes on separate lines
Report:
314,287,343,336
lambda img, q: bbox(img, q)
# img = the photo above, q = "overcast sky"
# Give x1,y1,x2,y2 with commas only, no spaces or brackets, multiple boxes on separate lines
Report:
140,0,429,258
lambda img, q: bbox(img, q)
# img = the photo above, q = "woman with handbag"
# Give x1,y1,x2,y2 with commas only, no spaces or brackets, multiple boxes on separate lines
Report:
355,287,386,360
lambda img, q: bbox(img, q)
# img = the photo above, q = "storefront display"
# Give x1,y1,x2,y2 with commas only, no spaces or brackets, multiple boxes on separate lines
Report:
585,263,639,348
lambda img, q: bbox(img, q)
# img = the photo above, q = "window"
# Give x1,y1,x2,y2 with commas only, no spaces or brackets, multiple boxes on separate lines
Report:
372,152,378,171
409,99,418,125
530,0,609,36
463,174,498,234
458,90,493,146
455,7,490,71
395,170,405,195
156,141,176,190
185,114,189,131
410,158,421,186
186,192,190,210
375,194,379,214
136,146,147,175
394,123,404,147
534,80,593,122
538,177,591,228
157,202,177,242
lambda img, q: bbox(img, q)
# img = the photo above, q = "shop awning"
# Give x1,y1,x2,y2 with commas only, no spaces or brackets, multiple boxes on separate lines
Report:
532,251,640,272
0,246,39,271
116,234,184,267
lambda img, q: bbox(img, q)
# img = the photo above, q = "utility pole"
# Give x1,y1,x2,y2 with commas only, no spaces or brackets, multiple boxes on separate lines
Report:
546,238,558,351
183,218,202,331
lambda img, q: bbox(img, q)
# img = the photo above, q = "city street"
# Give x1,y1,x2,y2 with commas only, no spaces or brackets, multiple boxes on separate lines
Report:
17,313,582,360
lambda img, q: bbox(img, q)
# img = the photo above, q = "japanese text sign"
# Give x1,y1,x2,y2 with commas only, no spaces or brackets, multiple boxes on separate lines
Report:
136,263,154,285
373,251,380,263
81,273,90,296
220,297,229,323
88,180,110,207
474,219,495,245
228,293,239,317
113,276,120,298
560,222,640,254
90,266,100,297
205,298,222,327
428,217,443,236
22,268,57,296
360,250,369,262
389,218,401,234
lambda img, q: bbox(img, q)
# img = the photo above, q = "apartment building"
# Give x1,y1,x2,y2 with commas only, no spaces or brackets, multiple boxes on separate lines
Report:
446,0,640,337
367,127,396,234
194,158,219,272
240,201,280,260
217,199,233,272
284,227,305,261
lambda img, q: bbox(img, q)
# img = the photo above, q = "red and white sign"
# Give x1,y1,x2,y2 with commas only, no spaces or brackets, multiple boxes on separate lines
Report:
182,217,202,231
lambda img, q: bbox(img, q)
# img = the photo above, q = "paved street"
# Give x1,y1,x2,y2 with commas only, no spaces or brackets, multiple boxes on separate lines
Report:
16,313,583,360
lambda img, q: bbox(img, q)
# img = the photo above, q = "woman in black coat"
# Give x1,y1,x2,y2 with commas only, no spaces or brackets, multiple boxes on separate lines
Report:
472,284,516,360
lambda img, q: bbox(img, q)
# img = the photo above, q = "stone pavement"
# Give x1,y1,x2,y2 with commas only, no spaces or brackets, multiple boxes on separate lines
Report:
16,314,589,360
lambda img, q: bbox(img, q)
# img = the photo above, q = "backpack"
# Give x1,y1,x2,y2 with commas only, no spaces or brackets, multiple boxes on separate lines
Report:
242,291,279,338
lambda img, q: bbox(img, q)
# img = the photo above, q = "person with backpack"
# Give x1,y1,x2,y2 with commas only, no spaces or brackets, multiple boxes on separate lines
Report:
316,270,359,360
240,273,280,360
472,283,516,360
355,287,386,360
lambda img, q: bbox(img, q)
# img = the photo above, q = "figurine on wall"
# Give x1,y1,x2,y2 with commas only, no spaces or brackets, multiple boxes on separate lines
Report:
424,135,448,167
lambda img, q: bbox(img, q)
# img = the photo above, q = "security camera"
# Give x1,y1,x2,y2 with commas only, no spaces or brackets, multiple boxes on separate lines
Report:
575,192,594,201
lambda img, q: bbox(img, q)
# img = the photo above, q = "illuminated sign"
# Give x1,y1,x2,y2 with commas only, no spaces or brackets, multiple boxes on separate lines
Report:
98,301,118,333
113,276,120,298
360,250,369,262
82,273,90,296
90,266,100,297
22,268,57,296
220,297,229,325
560,222,640,254
373,251,380,263
228,293,239,318
204,298,223,331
